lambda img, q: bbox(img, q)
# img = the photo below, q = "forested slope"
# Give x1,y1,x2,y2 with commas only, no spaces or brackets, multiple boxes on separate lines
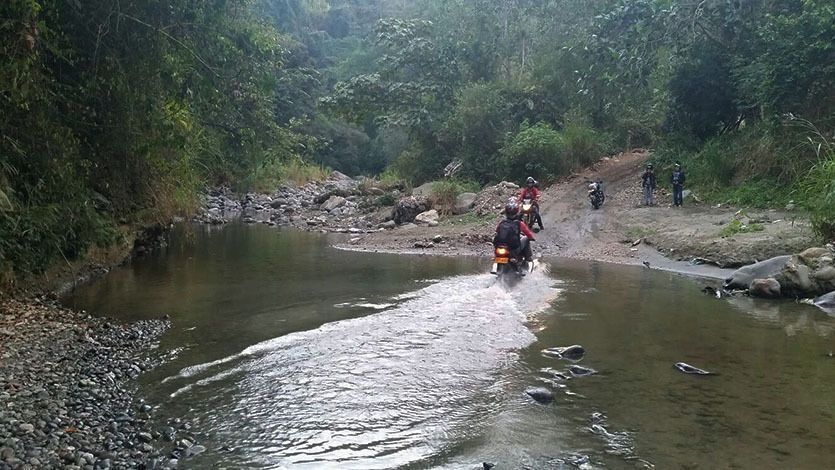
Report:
1,0,833,278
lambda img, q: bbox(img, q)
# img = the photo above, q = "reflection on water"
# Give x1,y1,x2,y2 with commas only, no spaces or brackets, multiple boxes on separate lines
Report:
67,224,835,469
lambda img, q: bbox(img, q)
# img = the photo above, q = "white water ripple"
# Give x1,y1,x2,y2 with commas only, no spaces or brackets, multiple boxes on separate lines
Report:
162,271,559,468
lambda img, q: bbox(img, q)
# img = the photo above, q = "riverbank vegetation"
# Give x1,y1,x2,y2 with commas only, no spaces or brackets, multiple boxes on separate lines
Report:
1,0,833,279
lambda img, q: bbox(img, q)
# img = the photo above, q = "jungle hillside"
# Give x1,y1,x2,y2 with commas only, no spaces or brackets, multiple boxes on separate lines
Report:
1,0,834,278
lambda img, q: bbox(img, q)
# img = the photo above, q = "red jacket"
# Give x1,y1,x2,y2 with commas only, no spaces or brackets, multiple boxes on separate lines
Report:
517,187,541,203
495,219,536,240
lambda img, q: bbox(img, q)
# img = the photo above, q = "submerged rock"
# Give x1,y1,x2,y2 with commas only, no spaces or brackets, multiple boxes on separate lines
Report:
568,365,597,377
812,291,835,314
674,362,712,375
525,387,555,404
542,345,586,361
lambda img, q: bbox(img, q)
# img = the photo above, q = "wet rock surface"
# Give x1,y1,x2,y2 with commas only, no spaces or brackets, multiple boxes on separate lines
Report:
0,299,195,469
725,245,835,297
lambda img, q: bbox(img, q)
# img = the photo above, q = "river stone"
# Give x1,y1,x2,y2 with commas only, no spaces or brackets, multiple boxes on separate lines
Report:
525,387,555,404
542,345,586,361
813,291,835,314
453,192,477,215
414,209,439,226
799,247,831,265
568,365,597,377
776,257,814,296
724,255,791,290
380,220,396,230
393,196,430,225
814,266,835,283
749,278,781,299
321,196,347,212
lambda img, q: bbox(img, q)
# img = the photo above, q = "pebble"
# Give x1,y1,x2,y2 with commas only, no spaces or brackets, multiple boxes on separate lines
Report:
0,299,201,467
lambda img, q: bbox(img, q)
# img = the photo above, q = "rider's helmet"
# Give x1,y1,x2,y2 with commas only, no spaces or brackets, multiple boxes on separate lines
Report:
504,202,519,218
674,162,681,168
588,183,596,191
526,176,535,187
646,163,653,170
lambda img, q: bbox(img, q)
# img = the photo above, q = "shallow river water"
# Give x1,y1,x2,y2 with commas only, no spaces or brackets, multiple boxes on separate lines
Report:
67,223,835,469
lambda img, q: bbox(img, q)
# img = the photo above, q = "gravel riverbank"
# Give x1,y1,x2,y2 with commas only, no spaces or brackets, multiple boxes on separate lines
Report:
0,299,195,469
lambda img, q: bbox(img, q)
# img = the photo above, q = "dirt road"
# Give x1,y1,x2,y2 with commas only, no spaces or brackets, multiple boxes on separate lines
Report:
342,151,814,276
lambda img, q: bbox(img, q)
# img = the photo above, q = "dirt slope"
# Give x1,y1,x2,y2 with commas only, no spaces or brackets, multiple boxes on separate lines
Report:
342,151,815,274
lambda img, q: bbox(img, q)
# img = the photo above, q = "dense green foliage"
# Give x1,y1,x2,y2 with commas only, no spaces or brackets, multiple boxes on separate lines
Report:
1,0,307,275
2,0,834,276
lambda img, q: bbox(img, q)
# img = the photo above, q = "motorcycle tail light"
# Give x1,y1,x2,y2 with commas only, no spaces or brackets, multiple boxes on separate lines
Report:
496,247,509,256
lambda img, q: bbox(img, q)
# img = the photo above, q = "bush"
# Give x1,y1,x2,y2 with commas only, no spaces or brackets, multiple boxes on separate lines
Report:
796,119,835,239
430,179,480,214
653,123,808,208
250,159,330,192
562,123,603,170
501,122,565,181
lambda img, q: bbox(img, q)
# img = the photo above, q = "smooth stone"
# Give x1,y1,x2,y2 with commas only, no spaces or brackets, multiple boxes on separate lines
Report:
674,362,712,375
525,387,555,404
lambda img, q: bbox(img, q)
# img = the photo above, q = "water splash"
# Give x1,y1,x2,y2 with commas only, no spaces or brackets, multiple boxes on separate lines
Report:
161,271,559,468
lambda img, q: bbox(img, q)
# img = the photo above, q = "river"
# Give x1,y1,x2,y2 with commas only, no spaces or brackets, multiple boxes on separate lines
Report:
66,223,835,469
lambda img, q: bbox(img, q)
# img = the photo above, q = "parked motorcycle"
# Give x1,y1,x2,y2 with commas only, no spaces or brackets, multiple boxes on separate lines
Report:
588,181,605,210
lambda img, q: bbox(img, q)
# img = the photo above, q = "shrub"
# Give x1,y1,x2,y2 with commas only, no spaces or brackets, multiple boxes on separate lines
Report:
501,122,565,181
430,179,480,214
250,159,330,192
562,123,603,170
796,118,835,239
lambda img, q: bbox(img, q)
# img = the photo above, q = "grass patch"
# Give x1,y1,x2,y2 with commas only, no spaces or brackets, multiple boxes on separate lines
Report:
625,226,658,241
719,218,765,237
430,179,481,214
250,159,330,192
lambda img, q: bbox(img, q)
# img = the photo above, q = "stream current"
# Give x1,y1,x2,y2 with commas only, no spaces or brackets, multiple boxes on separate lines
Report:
67,223,835,469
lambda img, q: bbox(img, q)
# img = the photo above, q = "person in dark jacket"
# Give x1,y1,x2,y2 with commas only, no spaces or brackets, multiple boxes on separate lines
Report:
671,162,686,207
641,163,657,206
493,203,535,262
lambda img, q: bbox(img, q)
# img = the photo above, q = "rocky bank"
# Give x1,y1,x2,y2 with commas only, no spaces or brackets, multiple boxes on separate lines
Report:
0,299,196,470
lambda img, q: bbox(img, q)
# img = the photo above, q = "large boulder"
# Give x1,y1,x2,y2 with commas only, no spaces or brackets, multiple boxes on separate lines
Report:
414,209,440,226
393,196,430,225
724,255,791,290
321,195,347,212
454,192,478,215
412,182,435,198
749,278,782,299
725,246,835,297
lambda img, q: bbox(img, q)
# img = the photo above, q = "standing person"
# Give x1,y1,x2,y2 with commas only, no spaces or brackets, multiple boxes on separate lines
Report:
641,163,657,206
517,176,544,230
671,162,686,207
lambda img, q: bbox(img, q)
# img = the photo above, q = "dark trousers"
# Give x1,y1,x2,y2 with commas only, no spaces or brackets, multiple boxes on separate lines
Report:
673,185,684,206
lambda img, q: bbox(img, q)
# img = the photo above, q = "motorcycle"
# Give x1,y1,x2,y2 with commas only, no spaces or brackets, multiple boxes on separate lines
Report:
491,244,534,277
520,198,539,232
588,181,605,210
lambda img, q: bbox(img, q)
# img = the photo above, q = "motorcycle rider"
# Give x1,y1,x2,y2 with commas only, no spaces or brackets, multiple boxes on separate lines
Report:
517,176,544,230
588,180,604,206
671,162,686,207
493,202,536,268
641,163,657,206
